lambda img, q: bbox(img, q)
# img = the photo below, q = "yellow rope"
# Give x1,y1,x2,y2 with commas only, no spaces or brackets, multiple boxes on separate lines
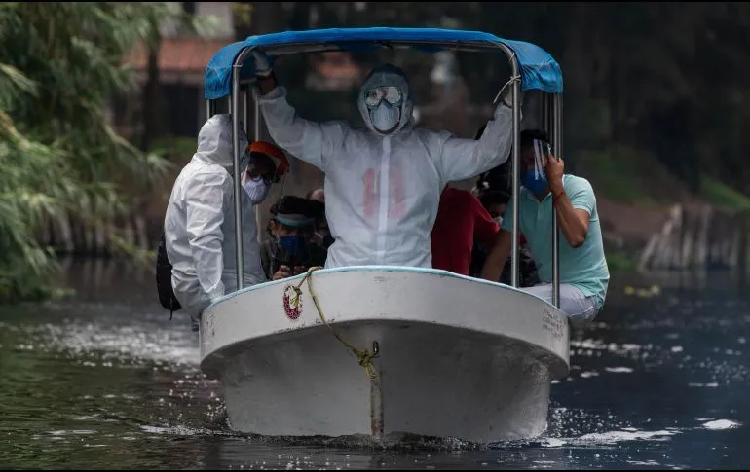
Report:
286,267,378,379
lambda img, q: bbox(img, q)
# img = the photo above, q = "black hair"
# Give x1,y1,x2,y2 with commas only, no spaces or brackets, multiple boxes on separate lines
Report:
478,189,510,208
270,196,324,219
474,126,550,197
520,128,550,148
267,196,324,238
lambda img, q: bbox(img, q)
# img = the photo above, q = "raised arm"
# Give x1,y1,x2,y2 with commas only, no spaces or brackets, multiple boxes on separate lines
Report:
545,155,592,248
436,92,516,182
252,52,347,172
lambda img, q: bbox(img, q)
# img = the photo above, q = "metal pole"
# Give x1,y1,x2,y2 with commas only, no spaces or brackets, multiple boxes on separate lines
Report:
206,99,216,119
251,87,263,243
232,64,245,291
254,88,261,140
510,61,521,289
242,86,249,139
542,93,550,133
552,93,563,308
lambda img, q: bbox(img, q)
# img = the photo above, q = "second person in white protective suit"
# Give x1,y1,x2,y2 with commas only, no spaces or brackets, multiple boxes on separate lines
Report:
252,50,519,269
164,114,285,331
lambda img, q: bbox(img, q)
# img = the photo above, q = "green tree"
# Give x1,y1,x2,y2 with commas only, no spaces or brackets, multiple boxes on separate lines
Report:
0,2,206,303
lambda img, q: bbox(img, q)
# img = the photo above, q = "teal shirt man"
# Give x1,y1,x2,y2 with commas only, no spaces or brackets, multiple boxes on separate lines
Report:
481,129,610,328
500,174,610,310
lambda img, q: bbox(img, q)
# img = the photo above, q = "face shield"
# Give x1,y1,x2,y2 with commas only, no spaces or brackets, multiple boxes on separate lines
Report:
242,141,290,204
521,139,552,195
533,139,553,179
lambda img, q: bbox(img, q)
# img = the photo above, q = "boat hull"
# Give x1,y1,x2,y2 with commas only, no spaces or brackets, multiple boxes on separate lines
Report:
200,266,570,443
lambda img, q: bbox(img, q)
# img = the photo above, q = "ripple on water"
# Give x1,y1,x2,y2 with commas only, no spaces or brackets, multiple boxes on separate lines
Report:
2,270,749,469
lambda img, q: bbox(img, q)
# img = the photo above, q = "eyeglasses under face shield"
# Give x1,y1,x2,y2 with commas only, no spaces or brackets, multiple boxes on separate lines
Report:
364,86,403,108
245,152,278,185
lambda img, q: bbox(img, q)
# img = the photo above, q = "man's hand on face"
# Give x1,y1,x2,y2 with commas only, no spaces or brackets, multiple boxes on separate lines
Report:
544,154,565,192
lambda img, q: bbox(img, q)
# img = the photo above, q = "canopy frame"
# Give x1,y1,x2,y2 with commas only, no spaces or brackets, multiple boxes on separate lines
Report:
205,32,562,309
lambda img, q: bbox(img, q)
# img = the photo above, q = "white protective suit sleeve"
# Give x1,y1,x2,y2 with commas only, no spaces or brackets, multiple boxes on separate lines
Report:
435,103,514,183
185,170,231,302
257,86,348,173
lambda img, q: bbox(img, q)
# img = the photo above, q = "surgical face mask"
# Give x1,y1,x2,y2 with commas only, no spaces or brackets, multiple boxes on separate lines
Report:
369,102,400,133
243,176,269,203
278,235,307,257
493,216,504,226
521,170,548,196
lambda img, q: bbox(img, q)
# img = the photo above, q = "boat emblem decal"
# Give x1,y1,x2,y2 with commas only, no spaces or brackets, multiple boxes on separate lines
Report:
282,285,302,320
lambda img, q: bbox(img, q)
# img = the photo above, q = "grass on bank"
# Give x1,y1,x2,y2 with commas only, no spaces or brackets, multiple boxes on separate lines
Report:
699,176,750,211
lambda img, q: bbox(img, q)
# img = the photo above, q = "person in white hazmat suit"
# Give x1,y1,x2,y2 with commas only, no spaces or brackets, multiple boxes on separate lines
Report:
164,114,279,331
252,50,519,269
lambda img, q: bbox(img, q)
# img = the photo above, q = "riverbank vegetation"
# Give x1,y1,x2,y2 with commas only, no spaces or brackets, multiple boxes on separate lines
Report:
0,2,207,303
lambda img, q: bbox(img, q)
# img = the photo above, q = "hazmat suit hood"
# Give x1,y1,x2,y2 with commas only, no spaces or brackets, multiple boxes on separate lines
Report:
192,114,249,171
357,63,414,136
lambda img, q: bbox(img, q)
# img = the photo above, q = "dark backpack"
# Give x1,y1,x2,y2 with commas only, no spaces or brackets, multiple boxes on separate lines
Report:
156,233,181,318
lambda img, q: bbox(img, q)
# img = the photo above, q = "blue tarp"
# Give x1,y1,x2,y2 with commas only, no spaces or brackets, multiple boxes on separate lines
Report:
204,27,563,99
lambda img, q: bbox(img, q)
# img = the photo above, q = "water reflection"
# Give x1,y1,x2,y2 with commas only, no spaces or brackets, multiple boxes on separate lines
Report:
0,259,749,469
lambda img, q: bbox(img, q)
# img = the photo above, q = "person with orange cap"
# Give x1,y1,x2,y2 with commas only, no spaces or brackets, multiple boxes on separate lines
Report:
241,140,289,202
160,114,288,331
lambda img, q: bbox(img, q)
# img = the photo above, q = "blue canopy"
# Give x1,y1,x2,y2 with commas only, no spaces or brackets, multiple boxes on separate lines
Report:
204,27,563,100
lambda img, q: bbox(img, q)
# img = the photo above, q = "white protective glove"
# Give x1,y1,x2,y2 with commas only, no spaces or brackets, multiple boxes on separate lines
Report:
496,76,524,110
251,50,272,78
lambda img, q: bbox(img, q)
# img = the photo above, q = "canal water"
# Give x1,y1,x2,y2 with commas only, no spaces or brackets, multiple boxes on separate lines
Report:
0,260,747,469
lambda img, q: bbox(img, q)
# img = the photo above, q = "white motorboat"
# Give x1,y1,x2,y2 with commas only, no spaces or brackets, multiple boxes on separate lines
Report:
200,266,569,443
197,26,569,443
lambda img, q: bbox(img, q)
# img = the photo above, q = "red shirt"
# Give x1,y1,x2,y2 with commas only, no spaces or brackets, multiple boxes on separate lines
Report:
431,187,500,275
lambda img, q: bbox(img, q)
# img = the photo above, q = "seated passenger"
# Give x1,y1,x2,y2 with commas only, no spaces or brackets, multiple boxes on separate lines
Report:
260,196,328,280
470,187,540,288
163,114,284,331
468,125,539,287
480,129,610,328
431,185,500,276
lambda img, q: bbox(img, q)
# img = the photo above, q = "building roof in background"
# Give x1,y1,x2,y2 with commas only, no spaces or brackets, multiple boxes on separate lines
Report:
124,37,230,75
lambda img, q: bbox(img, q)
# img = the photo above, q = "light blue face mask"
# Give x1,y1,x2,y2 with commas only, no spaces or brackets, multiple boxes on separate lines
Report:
369,102,400,132
242,175,269,203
